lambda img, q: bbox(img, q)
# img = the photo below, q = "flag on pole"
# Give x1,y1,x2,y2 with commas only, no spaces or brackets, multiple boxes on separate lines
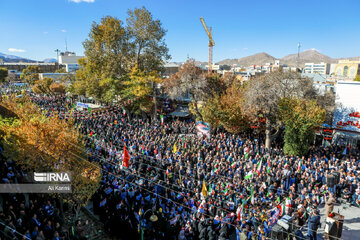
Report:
266,161,271,174
202,180,208,197
256,158,263,175
122,144,130,168
250,185,254,205
278,202,285,216
244,170,253,180
298,160,302,172
231,161,237,168
88,107,91,114
173,144,177,154
160,114,164,125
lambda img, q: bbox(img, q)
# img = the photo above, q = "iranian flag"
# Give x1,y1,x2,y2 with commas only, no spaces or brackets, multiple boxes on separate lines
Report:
256,158,263,175
160,114,164,125
244,170,253,180
284,161,288,168
298,160,302,172
250,185,255,205
236,200,245,222
231,162,237,168
266,161,271,174
213,168,219,174
278,202,286,216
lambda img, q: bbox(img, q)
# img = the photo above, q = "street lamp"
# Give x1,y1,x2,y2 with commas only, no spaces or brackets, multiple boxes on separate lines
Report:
140,209,158,240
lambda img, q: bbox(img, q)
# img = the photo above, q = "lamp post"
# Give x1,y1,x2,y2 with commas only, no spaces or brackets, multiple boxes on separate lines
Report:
140,209,158,240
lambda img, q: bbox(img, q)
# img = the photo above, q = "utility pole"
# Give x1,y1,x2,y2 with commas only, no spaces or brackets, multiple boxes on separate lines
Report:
55,49,60,70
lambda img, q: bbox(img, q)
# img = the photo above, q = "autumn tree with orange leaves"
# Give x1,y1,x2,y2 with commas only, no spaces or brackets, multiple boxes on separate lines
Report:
0,97,101,219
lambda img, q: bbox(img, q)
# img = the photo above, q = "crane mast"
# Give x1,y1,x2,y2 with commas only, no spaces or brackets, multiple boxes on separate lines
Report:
200,17,215,73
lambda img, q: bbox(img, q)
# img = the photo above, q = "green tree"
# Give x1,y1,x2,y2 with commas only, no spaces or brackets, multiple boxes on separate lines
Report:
244,71,317,149
126,6,170,72
278,97,325,156
55,68,67,73
122,65,160,115
20,65,42,84
79,16,129,102
0,68,8,83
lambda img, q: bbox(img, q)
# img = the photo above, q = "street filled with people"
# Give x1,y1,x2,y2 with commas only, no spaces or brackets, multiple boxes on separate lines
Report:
1,92,360,240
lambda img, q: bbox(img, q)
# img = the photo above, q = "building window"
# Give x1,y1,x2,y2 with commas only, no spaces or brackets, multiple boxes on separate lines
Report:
343,66,349,77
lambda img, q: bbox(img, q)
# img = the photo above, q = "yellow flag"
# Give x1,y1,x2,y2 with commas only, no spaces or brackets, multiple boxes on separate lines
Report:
202,180,208,197
173,144,177,153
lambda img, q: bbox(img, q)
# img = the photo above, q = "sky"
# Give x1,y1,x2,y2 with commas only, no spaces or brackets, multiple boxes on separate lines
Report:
1,0,360,62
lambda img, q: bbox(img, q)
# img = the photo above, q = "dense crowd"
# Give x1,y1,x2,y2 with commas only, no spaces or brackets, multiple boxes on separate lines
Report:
1,93,360,240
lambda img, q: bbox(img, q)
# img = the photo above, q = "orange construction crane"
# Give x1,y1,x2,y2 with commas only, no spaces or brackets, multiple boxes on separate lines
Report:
200,17,215,73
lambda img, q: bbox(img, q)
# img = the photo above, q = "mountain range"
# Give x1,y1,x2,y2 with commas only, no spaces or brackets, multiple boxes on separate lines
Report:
0,52,36,63
217,49,360,67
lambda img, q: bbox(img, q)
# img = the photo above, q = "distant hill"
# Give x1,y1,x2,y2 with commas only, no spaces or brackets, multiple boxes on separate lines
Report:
217,50,360,67
281,49,335,66
43,58,58,63
0,52,36,63
218,52,276,66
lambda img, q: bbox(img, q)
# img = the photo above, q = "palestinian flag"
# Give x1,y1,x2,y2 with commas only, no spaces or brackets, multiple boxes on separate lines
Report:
231,162,237,168
244,170,253,180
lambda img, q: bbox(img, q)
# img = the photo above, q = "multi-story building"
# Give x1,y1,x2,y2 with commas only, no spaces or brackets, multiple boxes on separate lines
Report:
0,62,62,73
304,62,330,74
58,51,84,72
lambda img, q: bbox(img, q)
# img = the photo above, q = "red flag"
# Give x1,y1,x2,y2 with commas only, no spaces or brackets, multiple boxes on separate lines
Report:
123,145,130,168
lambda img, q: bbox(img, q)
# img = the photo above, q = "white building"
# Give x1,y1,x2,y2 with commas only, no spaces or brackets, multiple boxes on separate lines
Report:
332,81,360,147
58,51,84,72
304,62,330,74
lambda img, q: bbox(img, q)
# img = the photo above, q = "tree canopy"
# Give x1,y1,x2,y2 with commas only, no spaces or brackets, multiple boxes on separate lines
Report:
20,65,42,85
0,67,8,83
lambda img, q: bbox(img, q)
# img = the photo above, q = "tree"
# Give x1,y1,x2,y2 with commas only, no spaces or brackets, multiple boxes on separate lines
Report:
20,65,42,84
163,60,206,119
126,6,170,72
0,68,8,83
32,77,54,95
121,65,161,115
55,68,67,73
50,82,66,94
244,71,316,149
0,97,101,219
201,82,251,133
78,16,129,102
278,97,325,155
7,72,19,82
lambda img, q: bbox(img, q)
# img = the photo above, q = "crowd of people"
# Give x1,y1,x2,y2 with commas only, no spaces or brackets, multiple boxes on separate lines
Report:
1,92,360,240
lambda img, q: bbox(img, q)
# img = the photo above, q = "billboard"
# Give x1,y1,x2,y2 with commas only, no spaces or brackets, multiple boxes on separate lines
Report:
332,81,360,133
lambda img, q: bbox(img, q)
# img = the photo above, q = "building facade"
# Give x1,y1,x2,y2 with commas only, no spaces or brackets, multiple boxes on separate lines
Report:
332,60,360,79
58,51,84,72
304,62,330,74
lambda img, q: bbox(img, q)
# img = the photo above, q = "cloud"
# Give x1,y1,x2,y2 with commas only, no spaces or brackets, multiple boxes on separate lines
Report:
69,0,95,3
61,29,67,33
43,31,48,35
8,48,26,53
